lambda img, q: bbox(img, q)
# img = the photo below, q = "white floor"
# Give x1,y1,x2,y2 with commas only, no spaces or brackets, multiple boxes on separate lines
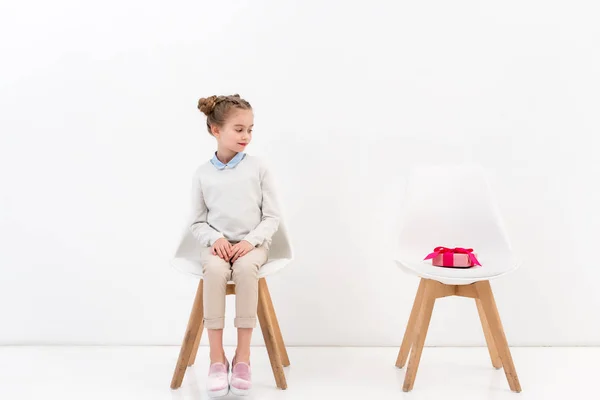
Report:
0,346,594,399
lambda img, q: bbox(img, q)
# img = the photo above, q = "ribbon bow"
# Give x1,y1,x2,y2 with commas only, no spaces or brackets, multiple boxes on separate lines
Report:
424,246,481,266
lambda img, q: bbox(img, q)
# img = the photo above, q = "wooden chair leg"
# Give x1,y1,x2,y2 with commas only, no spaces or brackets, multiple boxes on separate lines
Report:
396,278,426,368
257,278,287,389
171,280,204,389
475,298,502,369
474,281,522,392
403,279,437,392
262,279,290,367
187,317,204,367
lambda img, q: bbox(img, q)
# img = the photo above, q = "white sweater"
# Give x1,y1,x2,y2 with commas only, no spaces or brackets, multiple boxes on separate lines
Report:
189,155,281,247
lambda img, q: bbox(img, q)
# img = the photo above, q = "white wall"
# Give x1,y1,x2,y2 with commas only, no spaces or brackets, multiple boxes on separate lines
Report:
1,0,599,347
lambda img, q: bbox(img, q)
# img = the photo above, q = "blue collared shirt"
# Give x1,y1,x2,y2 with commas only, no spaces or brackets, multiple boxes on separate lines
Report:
210,152,246,170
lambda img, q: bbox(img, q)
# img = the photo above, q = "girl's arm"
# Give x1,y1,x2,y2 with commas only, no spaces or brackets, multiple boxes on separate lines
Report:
189,174,224,247
243,162,281,247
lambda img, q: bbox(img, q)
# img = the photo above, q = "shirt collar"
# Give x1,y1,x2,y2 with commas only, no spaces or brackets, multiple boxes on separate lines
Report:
210,152,246,170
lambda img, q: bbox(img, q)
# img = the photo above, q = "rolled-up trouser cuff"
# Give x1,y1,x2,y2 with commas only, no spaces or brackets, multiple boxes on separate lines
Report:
204,317,225,330
234,317,257,329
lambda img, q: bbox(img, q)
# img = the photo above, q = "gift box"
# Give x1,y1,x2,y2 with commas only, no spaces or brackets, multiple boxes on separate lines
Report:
424,247,481,268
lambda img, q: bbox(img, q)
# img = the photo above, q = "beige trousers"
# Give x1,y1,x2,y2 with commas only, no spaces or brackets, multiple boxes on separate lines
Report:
200,243,269,329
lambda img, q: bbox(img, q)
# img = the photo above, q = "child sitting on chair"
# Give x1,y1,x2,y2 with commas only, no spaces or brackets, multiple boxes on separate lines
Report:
192,94,281,397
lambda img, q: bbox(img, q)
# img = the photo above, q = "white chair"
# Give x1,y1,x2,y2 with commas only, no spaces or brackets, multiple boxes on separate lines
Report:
170,220,293,390
394,164,522,393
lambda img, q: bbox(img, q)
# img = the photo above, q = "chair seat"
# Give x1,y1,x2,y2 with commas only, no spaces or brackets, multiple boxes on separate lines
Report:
395,258,518,285
171,257,292,280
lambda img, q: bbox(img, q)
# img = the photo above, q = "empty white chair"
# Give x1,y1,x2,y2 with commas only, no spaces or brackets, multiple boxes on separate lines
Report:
394,164,522,392
170,220,293,390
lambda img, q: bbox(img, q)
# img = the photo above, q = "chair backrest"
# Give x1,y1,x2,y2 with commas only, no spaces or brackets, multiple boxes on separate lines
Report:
267,219,293,260
397,164,519,274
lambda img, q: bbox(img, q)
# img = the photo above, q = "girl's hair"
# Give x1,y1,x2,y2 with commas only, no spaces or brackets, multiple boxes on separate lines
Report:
197,94,252,135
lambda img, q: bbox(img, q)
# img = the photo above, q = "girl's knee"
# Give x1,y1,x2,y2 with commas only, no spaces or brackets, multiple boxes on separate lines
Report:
231,261,259,281
202,258,230,280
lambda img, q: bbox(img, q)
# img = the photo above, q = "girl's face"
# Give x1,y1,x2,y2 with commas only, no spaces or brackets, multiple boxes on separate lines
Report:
212,108,254,153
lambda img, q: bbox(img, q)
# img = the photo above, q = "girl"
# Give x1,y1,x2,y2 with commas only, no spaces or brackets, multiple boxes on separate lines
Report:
191,94,281,397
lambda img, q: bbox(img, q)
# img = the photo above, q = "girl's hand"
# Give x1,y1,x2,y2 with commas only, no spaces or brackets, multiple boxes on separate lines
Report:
212,238,233,260
230,240,255,263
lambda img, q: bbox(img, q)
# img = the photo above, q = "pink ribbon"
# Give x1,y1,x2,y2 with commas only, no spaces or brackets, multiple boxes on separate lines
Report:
424,246,481,266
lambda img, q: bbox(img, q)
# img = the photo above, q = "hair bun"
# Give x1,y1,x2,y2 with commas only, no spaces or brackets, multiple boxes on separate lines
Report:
198,96,218,115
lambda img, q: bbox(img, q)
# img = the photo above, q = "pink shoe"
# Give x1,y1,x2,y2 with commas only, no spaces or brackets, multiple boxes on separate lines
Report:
230,359,252,396
206,359,229,398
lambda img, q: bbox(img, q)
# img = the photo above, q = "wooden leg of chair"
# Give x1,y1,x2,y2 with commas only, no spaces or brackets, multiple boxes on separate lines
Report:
476,298,502,369
403,279,436,392
262,279,290,367
171,280,204,389
396,278,427,368
257,278,287,389
475,281,522,392
187,316,204,367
